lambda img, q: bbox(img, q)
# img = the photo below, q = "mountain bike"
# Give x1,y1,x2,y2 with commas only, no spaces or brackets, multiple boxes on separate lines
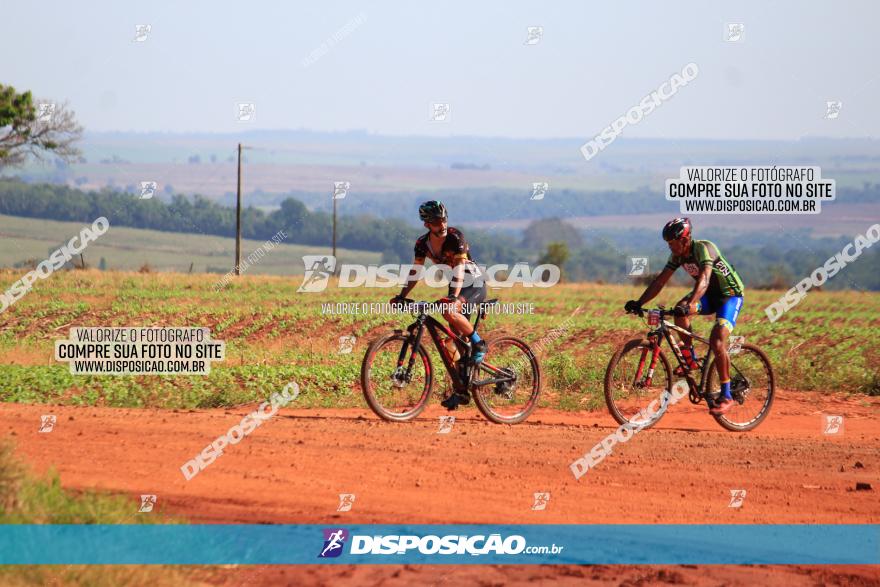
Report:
360,298,541,424
604,305,775,432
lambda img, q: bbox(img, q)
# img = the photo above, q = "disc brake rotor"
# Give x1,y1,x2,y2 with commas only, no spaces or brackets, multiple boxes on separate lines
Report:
731,374,750,403
391,366,409,388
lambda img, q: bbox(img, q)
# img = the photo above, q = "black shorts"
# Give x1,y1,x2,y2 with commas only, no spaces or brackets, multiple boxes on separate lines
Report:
451,283,487,317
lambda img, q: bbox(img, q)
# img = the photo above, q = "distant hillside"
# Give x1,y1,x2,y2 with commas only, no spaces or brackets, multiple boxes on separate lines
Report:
0,214,380,275
8,131,880,212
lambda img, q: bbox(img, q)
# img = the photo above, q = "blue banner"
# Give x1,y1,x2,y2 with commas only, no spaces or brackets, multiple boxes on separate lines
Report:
0,524,876,565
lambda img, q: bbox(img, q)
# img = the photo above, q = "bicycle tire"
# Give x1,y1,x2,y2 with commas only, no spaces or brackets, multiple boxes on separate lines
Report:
706,343,775,432
472,336,541,424
360,332,433,422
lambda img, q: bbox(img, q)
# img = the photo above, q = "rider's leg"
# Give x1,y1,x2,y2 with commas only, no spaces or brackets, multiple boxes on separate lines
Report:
444,283,487,335
442,299,474,337
443,285,488,363
710,323,731,399
674,313,693,345
674,295,699,369
439,297,482,409
708,297,743,415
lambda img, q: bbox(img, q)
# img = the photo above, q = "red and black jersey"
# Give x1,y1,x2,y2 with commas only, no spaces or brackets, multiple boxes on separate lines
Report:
413,227,480,274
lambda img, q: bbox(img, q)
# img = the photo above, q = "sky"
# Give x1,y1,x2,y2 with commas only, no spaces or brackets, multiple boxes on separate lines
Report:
2,1,878,140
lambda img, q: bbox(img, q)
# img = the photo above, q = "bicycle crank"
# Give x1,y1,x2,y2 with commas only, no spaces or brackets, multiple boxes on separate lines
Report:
685,375,701,404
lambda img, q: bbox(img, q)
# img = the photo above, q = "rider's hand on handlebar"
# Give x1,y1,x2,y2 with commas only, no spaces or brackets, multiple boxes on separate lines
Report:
624,300,642,315
673,304,690,317
435,295,460,309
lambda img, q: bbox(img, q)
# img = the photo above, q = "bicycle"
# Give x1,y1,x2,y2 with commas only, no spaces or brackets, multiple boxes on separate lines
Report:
360,298,541,424
604,305,775,432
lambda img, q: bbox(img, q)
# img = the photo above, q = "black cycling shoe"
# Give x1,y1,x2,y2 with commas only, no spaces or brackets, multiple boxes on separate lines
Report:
441,392,471,410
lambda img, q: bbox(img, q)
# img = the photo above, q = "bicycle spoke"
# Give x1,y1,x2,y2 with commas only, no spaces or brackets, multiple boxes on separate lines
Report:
364,336,430,419
707,346,773,429
606,341,672,428
473,337,539,423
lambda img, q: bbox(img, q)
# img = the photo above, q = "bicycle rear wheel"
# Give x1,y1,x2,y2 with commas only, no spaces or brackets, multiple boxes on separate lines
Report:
705,343,775,432
360,333,433,422
472,336,541,424
604,338,676,430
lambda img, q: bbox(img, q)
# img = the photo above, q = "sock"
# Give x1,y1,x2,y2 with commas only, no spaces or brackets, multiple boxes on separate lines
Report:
720,380,732,400
470,331,482,344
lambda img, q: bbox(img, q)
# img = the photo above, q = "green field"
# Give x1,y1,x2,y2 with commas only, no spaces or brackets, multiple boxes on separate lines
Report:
0,214,379,275
1,270,877,412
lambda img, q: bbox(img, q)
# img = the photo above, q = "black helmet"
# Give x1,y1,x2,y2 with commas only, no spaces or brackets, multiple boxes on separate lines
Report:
418,200,447,222
662,217,692,241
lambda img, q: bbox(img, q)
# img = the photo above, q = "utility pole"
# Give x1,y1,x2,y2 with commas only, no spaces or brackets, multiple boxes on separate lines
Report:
235,143,243,275
332,191,337,262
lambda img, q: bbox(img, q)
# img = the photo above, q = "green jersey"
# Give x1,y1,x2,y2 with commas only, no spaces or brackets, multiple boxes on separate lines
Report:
665,240,744,298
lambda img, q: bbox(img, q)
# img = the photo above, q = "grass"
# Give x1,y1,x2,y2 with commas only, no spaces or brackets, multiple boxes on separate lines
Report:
0,269,878,411
0,441,202,586
0,443,176,524
0,213,380,275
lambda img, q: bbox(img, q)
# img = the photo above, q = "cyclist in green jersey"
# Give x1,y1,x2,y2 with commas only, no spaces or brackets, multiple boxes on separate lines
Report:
625,218,745,415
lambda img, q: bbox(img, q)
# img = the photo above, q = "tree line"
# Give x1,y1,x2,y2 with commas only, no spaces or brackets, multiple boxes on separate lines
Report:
1,179,877,290
0,179,519,265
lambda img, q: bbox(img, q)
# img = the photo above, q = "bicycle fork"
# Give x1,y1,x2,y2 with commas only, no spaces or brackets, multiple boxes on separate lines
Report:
633,338,662,388
393,322,425,385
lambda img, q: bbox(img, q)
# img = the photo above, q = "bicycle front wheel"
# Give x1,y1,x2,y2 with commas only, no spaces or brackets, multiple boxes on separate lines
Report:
706,343,775,432
604,338,675,430
472,336,541,424
360,333,433,422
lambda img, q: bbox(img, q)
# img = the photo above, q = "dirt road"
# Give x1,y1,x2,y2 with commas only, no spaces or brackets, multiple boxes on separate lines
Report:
3,391,878,584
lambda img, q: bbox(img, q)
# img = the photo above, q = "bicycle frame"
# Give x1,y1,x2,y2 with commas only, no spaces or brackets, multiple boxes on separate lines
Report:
636,316,714,398
395,303,515,394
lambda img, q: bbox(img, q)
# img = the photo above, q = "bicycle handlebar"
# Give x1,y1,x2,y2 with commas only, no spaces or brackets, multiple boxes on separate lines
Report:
391,297,430,314
626,306,688,318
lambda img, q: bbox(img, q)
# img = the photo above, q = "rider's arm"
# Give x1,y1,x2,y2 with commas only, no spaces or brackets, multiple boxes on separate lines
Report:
637,267,675,305
687,264,713,310
396,258,424,299
684,241,715,311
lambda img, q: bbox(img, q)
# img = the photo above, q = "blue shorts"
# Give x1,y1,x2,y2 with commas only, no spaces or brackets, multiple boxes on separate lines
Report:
696,295,743,332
